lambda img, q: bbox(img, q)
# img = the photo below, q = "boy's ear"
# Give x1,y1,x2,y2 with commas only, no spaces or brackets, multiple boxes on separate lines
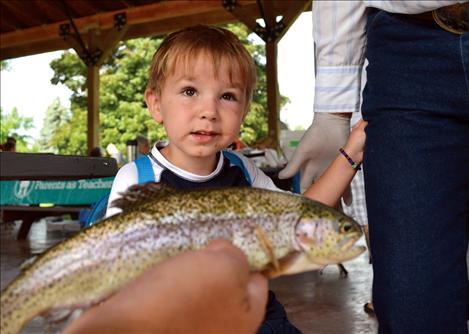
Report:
145,88,163,124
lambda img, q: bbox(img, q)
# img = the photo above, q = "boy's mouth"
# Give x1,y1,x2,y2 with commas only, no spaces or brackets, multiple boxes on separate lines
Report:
191,130,217,135
190,130,219,142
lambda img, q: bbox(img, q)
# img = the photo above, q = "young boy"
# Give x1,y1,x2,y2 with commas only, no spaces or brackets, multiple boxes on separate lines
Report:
106,25,366,333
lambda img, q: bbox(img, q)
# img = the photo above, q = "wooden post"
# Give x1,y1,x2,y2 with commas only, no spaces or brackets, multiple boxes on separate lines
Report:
265,41,279,149
60,14,128,154
87,64,99,154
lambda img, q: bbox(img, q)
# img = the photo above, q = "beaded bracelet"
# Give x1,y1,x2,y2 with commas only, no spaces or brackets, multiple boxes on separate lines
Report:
339,148,361,170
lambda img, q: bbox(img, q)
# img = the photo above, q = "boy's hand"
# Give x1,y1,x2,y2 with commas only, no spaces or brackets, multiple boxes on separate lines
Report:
64,239,268,334
342,119,367,166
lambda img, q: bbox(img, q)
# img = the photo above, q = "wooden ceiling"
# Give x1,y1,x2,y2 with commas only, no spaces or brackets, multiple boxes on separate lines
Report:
0,0,311,60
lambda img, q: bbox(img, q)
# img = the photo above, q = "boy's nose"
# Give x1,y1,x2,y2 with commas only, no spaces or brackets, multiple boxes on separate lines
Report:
199,98,218,121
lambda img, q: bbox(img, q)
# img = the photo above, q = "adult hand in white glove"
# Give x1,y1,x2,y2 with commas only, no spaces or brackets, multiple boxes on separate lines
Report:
279,113,352,202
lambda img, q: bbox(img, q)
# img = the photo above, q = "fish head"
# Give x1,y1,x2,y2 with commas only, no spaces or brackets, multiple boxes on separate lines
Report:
294,201,366,266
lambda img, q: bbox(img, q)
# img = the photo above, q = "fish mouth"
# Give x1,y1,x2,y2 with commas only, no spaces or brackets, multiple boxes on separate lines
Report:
330,232,366,262
308,232,366,265
338,232,362,251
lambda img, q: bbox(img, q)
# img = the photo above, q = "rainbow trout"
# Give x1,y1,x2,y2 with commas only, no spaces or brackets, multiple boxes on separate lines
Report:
1,184,365,334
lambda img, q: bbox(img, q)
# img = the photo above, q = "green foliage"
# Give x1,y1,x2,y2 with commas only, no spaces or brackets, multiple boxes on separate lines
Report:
50,52,87,107
38,98,70,152
45,23,288,154
0,107,34,151
99,38,166,153
1,60,10,71
49,106,87,155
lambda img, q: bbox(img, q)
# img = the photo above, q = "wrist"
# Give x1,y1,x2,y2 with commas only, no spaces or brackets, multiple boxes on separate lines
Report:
339,147,362,170
313,112,352,122
331,112,352,119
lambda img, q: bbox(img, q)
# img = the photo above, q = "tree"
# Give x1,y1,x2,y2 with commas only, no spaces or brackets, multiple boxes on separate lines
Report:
47,23,288,155
38,98,70,152
0,107,35,152
1,60,10,71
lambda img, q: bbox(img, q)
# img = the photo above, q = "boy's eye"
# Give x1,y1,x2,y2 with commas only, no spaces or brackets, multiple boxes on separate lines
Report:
221,92,237,101
182,87,196,97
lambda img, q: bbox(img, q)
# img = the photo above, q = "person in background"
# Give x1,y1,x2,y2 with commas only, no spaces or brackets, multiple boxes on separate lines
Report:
2,141,16,152
2,136,17,152
106,24,367,333
63,239,269,334
280,1,469,332
136,135,150,157
89,147,104,157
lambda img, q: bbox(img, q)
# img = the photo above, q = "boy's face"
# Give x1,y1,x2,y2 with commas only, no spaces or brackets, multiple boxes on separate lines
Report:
145,53,248,172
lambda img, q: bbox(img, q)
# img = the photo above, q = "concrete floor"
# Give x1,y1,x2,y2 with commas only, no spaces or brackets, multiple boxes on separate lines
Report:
1,220,378,334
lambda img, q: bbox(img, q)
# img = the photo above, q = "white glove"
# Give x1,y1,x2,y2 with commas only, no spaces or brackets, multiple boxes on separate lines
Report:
279,113,352,202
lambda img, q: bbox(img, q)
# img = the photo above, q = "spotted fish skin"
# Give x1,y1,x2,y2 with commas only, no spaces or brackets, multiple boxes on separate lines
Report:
0,185,364,334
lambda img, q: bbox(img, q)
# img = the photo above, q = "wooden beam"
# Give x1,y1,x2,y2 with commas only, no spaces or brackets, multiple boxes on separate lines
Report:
96,19,129,67
60,26,86,60
124,9,239,40
261,0,277,34
275,0,311,41
63,17,128,152
87,63,99,154
76,21,128,152
0,0,44,28
1,1,250,50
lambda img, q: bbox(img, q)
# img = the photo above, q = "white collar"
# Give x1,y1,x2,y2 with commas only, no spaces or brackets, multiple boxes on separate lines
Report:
149,145,224,182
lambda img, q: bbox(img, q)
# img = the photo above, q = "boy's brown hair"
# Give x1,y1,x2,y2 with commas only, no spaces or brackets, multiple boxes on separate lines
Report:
147,25,257,106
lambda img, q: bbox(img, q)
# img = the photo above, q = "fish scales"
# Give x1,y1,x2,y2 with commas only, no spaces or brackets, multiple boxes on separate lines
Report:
1,186,365,334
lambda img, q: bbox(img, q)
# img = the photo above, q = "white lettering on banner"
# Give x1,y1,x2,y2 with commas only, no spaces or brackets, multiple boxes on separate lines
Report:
34,181,66,190
78,179,113,189
66,182,77,190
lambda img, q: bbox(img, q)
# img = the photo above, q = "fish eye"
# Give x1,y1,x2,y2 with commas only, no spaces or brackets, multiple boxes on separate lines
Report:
340,222,353,233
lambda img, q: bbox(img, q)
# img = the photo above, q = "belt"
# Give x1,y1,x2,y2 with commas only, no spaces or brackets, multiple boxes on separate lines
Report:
407,3,469,34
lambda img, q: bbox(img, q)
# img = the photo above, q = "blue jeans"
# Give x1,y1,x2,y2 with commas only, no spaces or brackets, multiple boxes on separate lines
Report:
362,10,469,334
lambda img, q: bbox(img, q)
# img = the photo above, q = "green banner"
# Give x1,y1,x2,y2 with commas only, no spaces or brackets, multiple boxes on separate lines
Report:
0,177,114,205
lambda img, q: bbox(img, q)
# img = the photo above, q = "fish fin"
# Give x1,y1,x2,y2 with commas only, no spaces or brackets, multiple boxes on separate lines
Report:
255,226,279,271
262,252,323,278
20,255,38,271
111,182,176,209
41,308,83,325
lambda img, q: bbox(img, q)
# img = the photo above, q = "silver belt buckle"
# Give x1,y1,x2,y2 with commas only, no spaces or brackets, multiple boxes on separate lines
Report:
432,3,469,34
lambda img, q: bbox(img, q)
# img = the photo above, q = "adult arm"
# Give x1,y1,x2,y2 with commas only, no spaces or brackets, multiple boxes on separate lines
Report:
279,1,368,194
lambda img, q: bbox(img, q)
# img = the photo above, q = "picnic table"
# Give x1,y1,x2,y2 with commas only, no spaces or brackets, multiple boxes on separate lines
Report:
0,152,118,239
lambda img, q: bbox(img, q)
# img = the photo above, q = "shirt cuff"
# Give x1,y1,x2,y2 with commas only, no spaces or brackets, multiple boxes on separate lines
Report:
314,65,362,113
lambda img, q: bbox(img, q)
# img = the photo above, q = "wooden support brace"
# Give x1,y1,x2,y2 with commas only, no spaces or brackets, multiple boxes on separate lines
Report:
59,12,128,153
